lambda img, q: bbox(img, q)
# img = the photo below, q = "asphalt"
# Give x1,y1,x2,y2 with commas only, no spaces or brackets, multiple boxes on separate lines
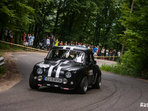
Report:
0,52,148,111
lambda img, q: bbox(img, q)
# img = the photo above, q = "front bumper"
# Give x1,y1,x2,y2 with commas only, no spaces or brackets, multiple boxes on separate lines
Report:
34,75,77,90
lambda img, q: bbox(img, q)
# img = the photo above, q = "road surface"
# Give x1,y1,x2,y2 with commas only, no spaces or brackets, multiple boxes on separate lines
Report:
0,52,148,111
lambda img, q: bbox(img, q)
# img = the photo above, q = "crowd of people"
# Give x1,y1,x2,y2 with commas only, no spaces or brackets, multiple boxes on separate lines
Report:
4,29,14,43
41,35,121,62
3,30,121,62
22,33,35,46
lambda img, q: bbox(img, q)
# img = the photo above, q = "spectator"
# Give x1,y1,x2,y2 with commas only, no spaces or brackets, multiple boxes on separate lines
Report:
109,50,112,60
49,35,54,50
60,41,63,46
55,38,59,46
93,46,98,56
64,41,68,46
29,34,35,46
97,46,100,56
22,32,26,45
4,28,10,42
31,34,35,46
9,32,13,44
25,34,29,46
101,47,105,59
105,49,109,59
46,36,50,49
117,50,121,62
52,35,56,47
77,43,81,47
112,49,116,61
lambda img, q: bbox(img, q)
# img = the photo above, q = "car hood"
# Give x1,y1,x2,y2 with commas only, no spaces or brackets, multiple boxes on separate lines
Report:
36,59,84,71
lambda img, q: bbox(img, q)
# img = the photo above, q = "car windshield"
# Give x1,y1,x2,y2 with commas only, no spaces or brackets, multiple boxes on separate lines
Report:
46,49,85,63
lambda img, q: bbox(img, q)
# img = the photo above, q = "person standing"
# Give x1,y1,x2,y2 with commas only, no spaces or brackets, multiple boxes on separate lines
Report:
4,29,9,42
55,38,59,46
93,46,98,56
105,49,109,60
46,36,50,50
101,47,105,59
30,34,35,46
49,35,54,50
22,32,26,45
117,50,121,62
112,49,116,61
25,34,29,46
9,32,13,44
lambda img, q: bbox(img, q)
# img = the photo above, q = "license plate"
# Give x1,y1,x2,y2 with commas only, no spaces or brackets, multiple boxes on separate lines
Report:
45,77,62,83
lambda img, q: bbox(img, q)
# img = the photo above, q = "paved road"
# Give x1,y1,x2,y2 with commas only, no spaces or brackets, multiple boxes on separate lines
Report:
0,52,148,111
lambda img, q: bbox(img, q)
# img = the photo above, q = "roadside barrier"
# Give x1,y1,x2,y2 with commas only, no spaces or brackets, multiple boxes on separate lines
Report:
0,40,48,53
0,57,4,66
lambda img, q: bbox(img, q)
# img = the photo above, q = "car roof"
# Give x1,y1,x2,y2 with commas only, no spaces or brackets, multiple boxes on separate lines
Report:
52,46,91,53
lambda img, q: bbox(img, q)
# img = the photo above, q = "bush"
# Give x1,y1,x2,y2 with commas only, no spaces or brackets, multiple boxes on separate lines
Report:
100,50,148,79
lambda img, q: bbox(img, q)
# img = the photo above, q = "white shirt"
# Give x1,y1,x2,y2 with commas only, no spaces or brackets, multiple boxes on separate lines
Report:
46,39,50,45
118,51,121,57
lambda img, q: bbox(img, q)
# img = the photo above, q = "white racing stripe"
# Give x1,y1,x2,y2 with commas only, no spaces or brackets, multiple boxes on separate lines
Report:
48,65,55,77
55,67,62,78
55,61,69,78
47,60,61,77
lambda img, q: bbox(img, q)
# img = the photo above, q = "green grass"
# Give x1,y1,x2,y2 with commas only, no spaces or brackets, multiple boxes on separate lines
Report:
100,64,121,74
0,65,7,76
100,64,148,79
0,42,25,51
0,42,25,76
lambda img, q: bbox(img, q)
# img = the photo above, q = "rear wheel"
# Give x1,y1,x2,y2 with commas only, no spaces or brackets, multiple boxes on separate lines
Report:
93,74,101,89
78,77,88,94
29,73,39,90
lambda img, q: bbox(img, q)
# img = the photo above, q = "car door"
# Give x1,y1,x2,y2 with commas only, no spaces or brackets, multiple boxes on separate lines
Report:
87,51,95,84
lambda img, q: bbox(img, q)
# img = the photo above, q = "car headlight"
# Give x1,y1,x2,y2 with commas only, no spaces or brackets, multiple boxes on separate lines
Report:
37,68,43,74
65,71,72,78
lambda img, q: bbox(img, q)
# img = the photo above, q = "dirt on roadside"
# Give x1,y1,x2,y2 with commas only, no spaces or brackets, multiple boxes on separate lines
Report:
0,52,21,93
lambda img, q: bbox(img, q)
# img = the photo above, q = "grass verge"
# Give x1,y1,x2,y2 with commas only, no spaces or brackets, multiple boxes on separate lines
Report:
100,64,122,74
0,42,25,76
0,42,25,51
0,65,7,76
100,64,148,79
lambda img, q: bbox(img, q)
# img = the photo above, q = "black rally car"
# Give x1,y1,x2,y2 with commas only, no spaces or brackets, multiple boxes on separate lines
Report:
29,46,102,94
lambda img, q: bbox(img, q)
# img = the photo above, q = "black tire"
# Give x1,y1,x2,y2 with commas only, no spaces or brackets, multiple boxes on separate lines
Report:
29,73,39,90
78,77,88,94
93,74,101,89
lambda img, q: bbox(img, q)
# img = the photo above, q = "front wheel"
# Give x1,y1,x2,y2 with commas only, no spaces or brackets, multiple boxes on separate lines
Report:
78,77,88,94
29,73,39,90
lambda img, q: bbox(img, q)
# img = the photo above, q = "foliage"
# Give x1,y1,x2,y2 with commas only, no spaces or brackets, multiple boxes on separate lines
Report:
0,0,123,50
119,0,148,78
